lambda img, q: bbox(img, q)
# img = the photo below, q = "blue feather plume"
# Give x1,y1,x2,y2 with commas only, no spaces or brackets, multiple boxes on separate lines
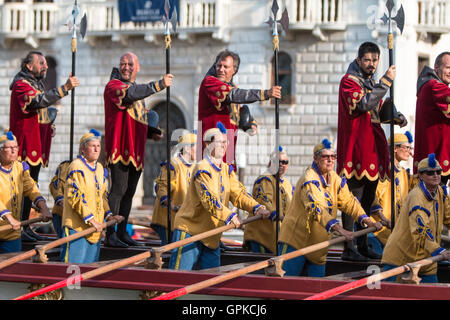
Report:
216,121,227,134
279,145,283,152
6,131,14,141
89,128,101,137
428,153,437,168
322,139,332,149
405,131,413,143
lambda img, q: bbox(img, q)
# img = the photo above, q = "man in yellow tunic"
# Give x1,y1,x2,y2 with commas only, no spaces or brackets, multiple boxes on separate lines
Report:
382,154,450,283
278,139,382,277
243,146,293,254
368,131,414,255
60,129,120,264
169,122,270,270
151,132,197,245
0,131,51,253
49,160,70,238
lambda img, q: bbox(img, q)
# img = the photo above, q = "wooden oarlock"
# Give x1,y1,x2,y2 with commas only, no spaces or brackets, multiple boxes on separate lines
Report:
151,227,376,300
31,217,124,264
13,214,263,300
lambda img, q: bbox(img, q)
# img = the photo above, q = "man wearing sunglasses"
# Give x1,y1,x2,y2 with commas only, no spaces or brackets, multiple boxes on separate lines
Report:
243,146,293,254
368,131,415,256
0,132,51,253
414,52,450,185
337,42,407,261
382,154,450,283
278,139,382,277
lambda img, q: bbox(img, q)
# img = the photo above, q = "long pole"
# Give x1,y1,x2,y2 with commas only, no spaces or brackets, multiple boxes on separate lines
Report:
387,11,395,230
0,218,122,270
13,215,263,300
152,227,376,300
69,1,78,161
164,2,173,244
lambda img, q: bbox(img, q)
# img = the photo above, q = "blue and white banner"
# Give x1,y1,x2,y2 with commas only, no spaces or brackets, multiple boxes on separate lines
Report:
118,0,179,23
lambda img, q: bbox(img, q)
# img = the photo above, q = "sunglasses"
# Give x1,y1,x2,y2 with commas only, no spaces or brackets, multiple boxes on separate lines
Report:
320,154,337,160
279,160,289,165
423,170,442,176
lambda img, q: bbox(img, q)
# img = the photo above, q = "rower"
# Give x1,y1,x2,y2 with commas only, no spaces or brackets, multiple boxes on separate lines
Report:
382,154,450,283
243,146,293,254
0,131,51,253
278,138,382,277
60,129,121,264
151,131,197,245
168,122,271,270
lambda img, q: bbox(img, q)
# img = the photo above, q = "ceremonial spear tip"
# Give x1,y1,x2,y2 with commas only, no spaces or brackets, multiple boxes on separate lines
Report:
380,1,405,34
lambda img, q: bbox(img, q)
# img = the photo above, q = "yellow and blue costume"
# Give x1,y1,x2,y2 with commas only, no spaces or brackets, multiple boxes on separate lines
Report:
243,172,293,253
382,155,450,283
278,161,369,276
49,160,71,237
152,153,195,245
169,155,262,270
61,130,112,264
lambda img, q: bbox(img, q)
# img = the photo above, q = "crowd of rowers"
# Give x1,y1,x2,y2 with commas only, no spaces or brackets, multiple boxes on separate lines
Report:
0,123,449,284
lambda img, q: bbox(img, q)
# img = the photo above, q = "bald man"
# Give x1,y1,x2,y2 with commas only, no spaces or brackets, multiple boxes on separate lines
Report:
103,52,173,247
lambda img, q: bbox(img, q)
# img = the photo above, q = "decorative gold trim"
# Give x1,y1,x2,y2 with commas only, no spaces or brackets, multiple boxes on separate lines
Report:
165,35,172,49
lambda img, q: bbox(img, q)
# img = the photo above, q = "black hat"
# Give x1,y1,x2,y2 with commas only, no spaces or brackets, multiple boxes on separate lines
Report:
379,97,401,124
147,110,162,137
239,105,253,132
48,107,58,124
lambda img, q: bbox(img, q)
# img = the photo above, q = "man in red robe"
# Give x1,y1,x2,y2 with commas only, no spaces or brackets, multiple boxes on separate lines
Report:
414,52,450,185
104,52,173,247
198,50,281,166
9,51,79,242
337,42,407,261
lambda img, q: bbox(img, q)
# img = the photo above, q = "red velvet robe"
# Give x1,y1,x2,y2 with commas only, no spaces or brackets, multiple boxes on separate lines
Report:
9,80,54,167
337,74,390,181
104,79,149,170
414,78,450,176
198,75,240,166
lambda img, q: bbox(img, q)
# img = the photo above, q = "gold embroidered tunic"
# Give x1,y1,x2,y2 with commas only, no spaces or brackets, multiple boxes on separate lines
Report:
279,163,369,265
173,156,261,249
151,154,194,231
0,161,44,240
243,172,293,253
382,182,450,276
62,157,111,244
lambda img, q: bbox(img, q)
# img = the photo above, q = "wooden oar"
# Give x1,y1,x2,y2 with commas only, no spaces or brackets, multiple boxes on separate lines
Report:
0,217,45,232
13,214,263,300
304,253,445,300
0,217,123,270
151,226,376,300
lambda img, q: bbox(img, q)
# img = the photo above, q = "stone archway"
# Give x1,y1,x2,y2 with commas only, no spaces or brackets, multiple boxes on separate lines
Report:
143,101,187,205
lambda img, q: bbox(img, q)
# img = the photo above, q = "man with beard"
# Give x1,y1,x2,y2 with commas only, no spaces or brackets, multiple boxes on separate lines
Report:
337,42,407,261
414,52,450,185
103,52,173,248
9,51,79,242
198,50,281,166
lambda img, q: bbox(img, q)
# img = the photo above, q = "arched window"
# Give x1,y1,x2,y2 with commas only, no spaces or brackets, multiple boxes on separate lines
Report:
271,52,293,105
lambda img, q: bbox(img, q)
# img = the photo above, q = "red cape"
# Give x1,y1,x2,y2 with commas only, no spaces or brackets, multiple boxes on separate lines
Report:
104,79,148,170
198,75,238,166
337,74,389,181
9,79,52,167
413,79,450,176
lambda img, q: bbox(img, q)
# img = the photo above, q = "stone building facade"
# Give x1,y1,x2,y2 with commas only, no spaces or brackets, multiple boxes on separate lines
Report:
0,0,448,209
